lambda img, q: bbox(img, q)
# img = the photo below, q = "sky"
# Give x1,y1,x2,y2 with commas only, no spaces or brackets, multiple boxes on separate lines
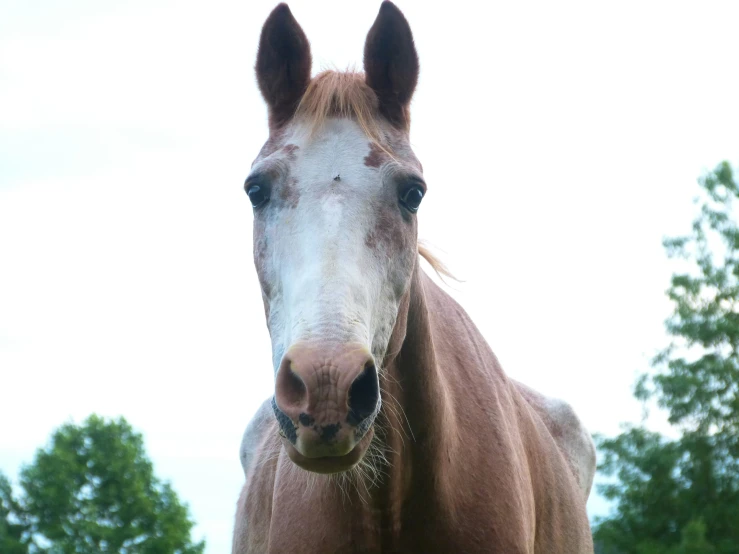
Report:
1,0,739,551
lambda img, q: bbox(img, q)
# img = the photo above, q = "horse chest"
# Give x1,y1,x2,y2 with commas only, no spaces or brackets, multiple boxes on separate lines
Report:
261,503,529,554
243,466,538,554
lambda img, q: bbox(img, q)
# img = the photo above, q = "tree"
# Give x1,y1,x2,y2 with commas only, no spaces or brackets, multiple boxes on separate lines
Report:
675,520,716,554
594,161,739,554
1,415,204,554
0,472,28,554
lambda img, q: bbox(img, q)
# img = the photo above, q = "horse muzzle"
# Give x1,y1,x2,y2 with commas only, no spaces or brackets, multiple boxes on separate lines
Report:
271,342,381,473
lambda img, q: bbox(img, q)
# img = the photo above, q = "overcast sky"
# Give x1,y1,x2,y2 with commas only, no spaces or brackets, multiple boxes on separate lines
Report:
2,0,739,551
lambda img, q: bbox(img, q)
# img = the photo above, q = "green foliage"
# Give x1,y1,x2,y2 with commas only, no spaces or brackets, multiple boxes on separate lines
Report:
1,415,204,554
675,520,716,554
657,161,739,437
0,472,29,554
594,162,739,554
594,428,683,551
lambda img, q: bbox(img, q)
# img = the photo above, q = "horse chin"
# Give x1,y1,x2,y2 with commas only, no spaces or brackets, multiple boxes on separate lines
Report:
281,426,375,474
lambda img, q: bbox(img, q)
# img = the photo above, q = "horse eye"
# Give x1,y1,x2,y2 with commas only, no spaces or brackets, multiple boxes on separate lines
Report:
246,184,269,208
400,186,424,213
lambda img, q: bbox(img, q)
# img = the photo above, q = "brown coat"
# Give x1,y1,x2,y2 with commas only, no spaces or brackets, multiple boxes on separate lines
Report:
234,267,595,553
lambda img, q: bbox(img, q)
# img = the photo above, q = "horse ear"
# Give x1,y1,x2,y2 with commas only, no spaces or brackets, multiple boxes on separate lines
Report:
256,4,312,127
363,1,419,128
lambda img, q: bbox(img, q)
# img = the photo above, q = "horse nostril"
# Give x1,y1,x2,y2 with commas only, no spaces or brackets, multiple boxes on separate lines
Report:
276,364,307,408
347,363,380,425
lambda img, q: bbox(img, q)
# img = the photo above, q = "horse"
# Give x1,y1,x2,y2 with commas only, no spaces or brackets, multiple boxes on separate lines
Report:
233,3,596,552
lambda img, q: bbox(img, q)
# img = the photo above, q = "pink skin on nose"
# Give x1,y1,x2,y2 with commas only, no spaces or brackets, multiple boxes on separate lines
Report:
273,342,380,460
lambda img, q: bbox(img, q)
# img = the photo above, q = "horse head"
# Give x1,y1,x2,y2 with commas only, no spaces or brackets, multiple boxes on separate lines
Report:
247,2,423,473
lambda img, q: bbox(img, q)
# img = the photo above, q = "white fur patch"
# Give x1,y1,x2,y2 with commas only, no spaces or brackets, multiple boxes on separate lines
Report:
250,118,416,372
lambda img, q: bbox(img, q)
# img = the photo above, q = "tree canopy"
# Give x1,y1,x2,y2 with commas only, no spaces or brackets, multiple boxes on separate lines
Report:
0,415,204,554
0,473,27,554
594,161,739,554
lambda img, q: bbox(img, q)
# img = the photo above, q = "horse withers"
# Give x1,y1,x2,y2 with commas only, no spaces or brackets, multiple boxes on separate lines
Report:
233,3,595,553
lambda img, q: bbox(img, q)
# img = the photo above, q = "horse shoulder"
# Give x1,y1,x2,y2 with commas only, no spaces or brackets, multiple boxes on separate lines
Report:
513,380,596,500
240,397,275,477
234,398,279,554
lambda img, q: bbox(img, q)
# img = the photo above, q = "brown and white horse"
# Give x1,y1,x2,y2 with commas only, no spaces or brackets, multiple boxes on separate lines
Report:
233,3,595,552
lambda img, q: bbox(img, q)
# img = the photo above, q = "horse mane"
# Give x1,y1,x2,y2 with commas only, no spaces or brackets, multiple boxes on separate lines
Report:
295,70,385,144
419,242,457,283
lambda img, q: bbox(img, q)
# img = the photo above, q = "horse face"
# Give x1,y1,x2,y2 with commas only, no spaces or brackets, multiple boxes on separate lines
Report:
247,3,421,472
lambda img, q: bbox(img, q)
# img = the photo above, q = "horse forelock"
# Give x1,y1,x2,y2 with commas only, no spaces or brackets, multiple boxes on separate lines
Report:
292,70,396,148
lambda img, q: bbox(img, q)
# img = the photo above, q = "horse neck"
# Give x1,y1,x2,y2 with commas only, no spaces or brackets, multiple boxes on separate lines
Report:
385,265,453,445
370,264,458,510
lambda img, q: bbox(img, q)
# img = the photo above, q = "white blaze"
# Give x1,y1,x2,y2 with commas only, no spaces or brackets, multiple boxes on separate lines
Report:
250,118,413,374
